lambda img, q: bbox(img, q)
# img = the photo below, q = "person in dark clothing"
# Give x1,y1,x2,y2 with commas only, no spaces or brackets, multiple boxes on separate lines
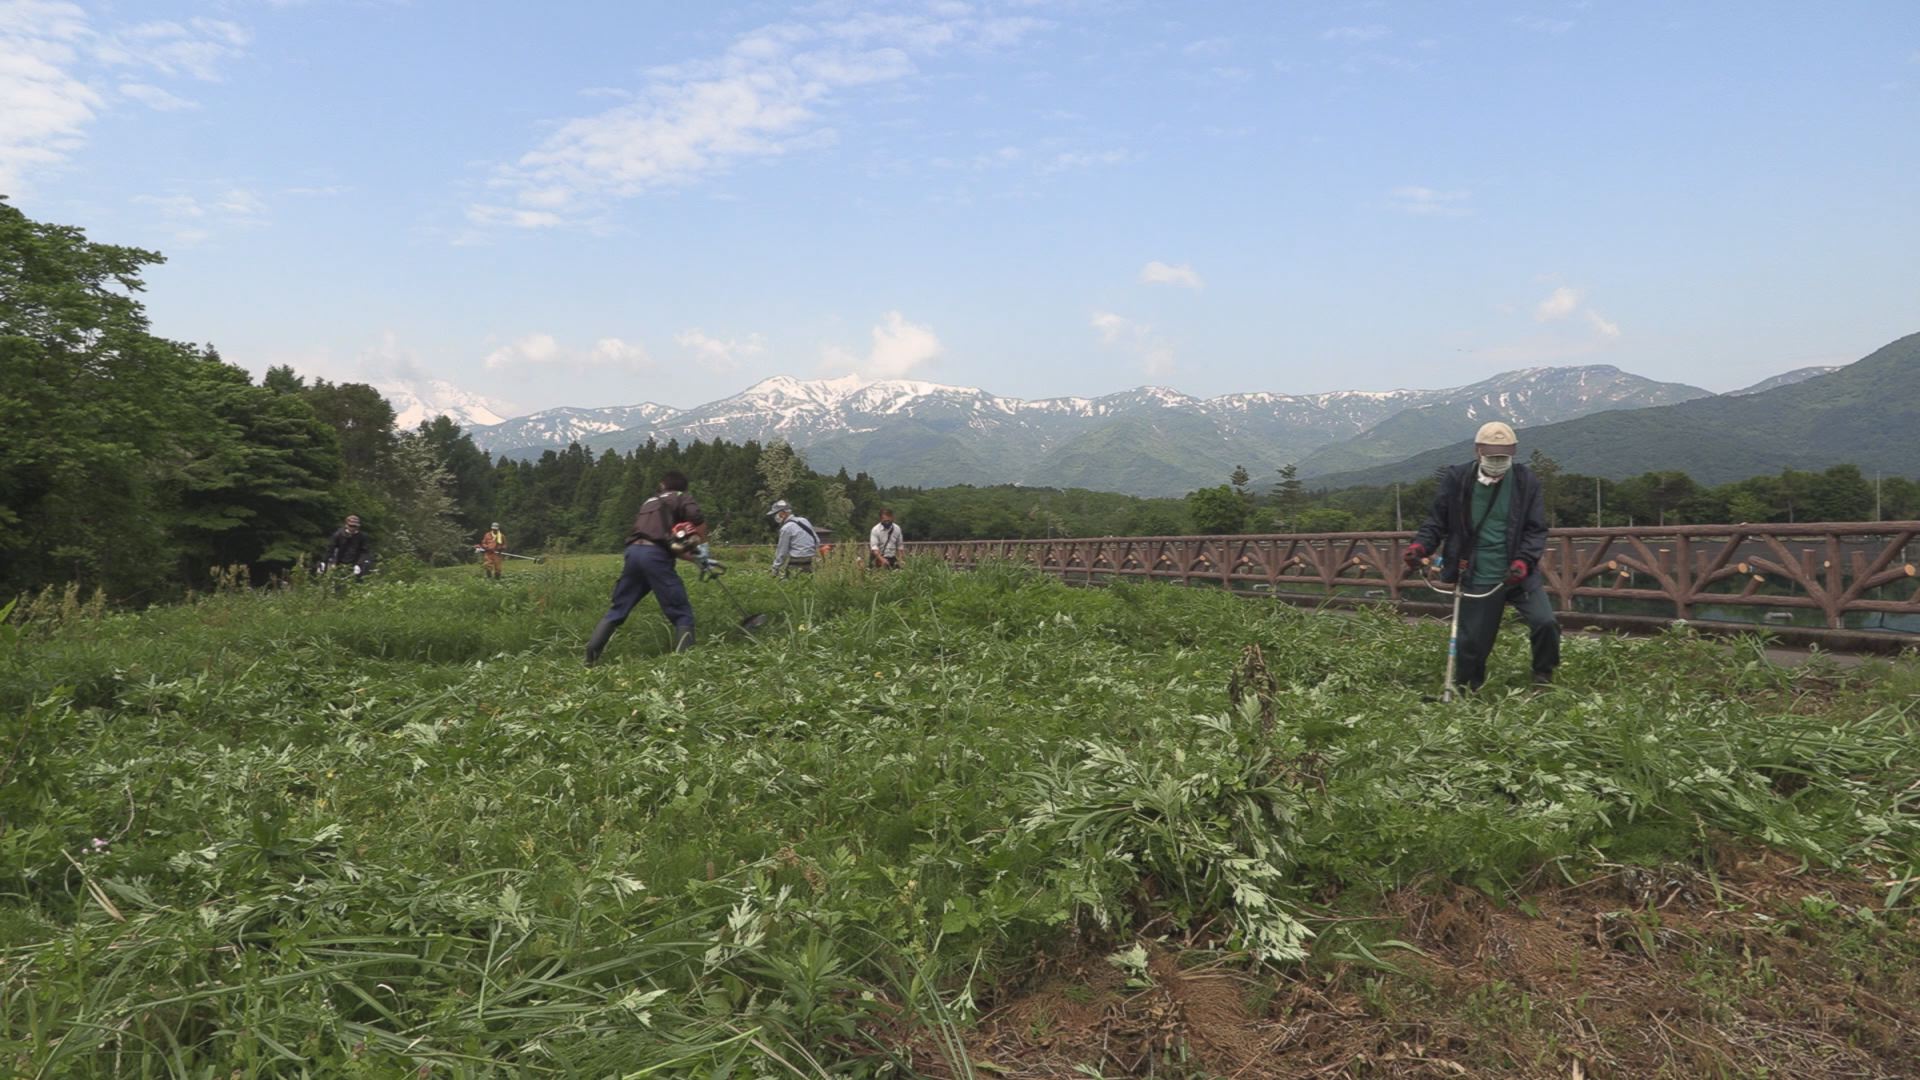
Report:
1402,422,1561,690
322,514,371,577
585,471,708,665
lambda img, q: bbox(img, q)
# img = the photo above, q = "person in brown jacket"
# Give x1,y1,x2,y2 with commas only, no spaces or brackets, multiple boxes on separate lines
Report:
477,522,507,580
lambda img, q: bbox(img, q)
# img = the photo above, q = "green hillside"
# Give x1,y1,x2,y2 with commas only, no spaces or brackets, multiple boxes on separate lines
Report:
1314,332,1920,488
1037,412,1266,495
801,421,1015,488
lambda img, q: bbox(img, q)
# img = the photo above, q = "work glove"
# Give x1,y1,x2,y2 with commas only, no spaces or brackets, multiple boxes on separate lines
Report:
1401,542,1428,570
1504,559,1528,585
353,564,364,577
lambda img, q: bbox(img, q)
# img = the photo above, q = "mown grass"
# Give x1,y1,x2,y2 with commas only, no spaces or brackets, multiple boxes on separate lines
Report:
2,554,1918,1076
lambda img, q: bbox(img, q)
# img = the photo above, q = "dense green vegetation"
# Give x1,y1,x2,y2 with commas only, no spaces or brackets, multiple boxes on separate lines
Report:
1220,458,1920,535
1315,331,1920,488
5,559,1919,1074
1,198,341,602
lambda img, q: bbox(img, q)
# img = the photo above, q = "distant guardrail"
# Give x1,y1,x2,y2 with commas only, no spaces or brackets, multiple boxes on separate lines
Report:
906,523,1920,640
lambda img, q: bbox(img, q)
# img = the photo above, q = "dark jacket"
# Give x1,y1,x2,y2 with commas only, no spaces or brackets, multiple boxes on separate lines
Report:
625,490,705,548
326,526,370,568
1413,462,1549,589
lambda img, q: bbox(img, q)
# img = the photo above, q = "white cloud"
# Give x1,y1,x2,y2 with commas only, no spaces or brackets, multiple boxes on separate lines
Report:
1183,36,1233,57
131,185,265,243
588,337,651,368
475,6,1050,224
0,1,101,192
356,330,425,382
1090,310,1174,375
1523,285,1622,341
1039,148,1132,174
0,3,247,192
118,81,197,111
1513,15,1574,34
485,333,652,372
465,204,564,229
675,328,767,373
1323,24,1390,42
1139,260,1204,289
1090,310,1135,345
1390,185,1471,217
866,310,941,377
822,311,942,378
93,18,250,81
485,334,560,371
214,187,266,218
1534,286,1580,322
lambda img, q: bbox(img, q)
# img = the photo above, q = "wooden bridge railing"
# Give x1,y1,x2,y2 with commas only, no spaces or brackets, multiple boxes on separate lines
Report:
906,523,1920,632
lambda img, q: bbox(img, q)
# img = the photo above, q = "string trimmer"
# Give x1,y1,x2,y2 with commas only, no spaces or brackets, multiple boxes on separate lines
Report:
698,560,772,633
475,548,546,563
1420,556,1506,703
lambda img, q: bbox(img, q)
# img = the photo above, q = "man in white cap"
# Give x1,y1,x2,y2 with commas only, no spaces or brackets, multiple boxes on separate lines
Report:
1402,421,1561,689
767,499,820,577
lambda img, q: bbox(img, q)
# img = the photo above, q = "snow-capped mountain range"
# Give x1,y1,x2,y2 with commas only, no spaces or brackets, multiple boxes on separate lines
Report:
378,379,510,430
438,365,1730,496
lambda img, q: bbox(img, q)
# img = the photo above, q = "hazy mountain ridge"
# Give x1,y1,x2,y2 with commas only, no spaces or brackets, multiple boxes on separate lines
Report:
1296,366,1711,477
1726,366,1841,396
1310,334,1920,488
446,357,1848,496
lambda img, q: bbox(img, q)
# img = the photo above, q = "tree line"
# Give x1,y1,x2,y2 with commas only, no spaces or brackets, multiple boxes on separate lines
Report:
1182,456,1920,535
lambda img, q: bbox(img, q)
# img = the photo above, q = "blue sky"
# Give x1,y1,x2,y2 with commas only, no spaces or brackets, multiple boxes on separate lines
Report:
5,0,1917,416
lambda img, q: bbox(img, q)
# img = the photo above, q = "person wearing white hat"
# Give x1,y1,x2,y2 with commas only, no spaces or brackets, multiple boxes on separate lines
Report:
1401,421,1561,690
767,499,820,577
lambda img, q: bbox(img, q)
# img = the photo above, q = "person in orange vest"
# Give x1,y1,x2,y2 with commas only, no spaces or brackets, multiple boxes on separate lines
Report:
477,522,507,580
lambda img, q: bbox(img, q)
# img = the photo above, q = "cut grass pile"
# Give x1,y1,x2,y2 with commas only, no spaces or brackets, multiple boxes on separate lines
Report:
3,554,1918,1076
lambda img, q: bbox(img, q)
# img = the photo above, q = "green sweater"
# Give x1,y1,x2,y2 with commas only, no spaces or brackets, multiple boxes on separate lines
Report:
1468,477,1512,587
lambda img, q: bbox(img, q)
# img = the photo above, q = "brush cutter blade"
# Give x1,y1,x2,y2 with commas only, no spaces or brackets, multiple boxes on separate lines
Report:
739,613,772,631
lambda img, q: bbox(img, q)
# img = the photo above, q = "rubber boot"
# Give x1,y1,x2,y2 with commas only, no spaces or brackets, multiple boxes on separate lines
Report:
672,624,695,653
584,617,618,666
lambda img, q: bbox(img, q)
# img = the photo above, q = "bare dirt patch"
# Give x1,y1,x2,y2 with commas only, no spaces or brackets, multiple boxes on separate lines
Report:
911,851,1920,1078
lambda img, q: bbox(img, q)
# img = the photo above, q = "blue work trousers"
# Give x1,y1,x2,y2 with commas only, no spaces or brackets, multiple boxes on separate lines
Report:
604,543,693,631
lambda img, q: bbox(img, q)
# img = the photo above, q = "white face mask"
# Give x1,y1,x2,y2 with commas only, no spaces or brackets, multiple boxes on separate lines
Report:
1478,454,1514,479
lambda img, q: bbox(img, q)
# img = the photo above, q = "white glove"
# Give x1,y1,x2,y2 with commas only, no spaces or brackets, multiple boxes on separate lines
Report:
352,565,363,576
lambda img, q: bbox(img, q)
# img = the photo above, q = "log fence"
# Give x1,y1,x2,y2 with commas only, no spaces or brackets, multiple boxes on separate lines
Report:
906,523,1920,636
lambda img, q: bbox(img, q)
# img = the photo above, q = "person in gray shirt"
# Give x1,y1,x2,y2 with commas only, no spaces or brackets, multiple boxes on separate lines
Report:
768,499,820,576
